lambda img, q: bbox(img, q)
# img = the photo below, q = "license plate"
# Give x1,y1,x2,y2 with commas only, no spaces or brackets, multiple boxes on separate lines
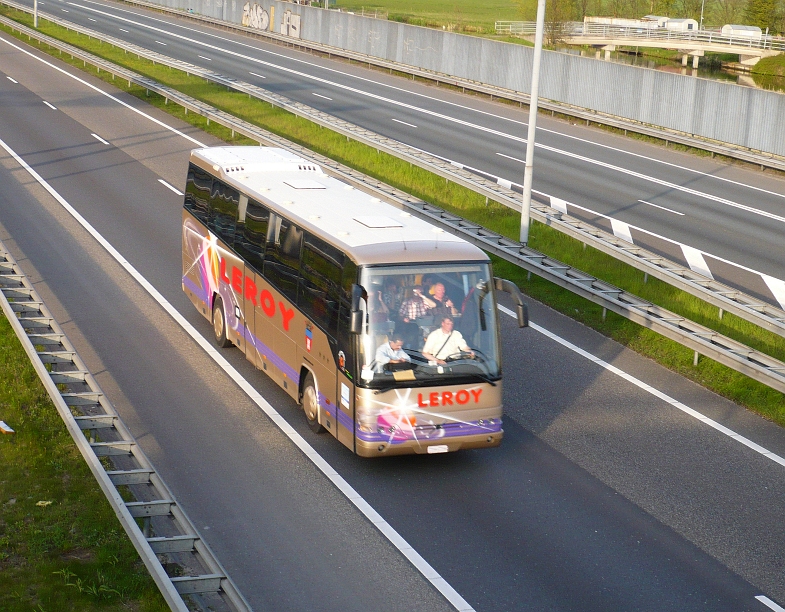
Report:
427,445,449,454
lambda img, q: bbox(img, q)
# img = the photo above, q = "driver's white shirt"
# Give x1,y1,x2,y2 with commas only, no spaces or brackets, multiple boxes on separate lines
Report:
422,328,469,360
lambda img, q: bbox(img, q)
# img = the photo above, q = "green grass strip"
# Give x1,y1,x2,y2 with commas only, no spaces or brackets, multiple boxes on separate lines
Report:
1,7,783,425
0,311,167,611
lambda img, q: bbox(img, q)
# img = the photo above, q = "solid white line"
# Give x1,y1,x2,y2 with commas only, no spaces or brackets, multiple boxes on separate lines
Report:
43,100,57,110
91,133,110,145
312,92,332,100
392,118,417,128
197,55,212,61
757,595,785,612
638,199,685,215
0,136,474,612
248,71,266,78
0,35,205,148
158,178,183,195
497,304,785,470
6,76,18,83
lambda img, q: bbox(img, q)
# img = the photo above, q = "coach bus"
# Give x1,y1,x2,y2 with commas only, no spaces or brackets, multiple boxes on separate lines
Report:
182,146,528,456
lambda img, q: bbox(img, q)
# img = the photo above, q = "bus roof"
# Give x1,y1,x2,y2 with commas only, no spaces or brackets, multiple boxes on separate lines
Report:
190,147,488,266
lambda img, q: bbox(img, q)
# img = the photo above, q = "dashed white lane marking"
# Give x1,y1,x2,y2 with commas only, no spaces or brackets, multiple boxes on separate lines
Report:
0,139,474,612
155,40,166,45
312,92,332,100
498,304,785,469
119,27,129,32
6,76,18,83
757,595,785,612
88,17,96,21
762,276,785,311
0,36,205,147
681,244,714,279
610,218,633,244
91,133,110,145
61,8,68,11
158,178,183,196
43,100,57,110
248,71,266,78
392,118,417,128
638,199,684,216
197,55,211,61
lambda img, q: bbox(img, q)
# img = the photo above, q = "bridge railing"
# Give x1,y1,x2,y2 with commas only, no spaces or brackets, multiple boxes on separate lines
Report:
498,20,785,51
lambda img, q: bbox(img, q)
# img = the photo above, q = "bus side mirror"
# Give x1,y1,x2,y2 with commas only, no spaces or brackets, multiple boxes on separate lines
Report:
350,284,368,335
494,277,529,328
350,310,365,335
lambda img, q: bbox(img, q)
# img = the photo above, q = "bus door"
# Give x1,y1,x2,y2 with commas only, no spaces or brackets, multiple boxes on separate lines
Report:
336,371,354,449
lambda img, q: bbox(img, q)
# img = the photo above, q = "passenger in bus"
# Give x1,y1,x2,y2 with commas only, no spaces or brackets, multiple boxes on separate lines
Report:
429,282,458,317
369,287,390,324
381,280,401,313
374,333,411,372
398,285,436,323
398,285,436,349
422,316,474,364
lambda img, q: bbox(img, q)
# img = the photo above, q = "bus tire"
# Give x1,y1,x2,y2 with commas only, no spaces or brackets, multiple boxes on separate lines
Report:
302,373,325,434
212,296,232,349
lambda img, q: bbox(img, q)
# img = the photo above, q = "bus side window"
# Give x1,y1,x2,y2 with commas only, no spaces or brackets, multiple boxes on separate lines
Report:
264,214,303,302
184,163,211,224
208,180,239,246
299,233,344,338
235,199,268,273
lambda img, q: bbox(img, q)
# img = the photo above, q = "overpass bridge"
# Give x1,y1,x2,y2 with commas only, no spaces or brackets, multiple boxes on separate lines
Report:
497,21,784,68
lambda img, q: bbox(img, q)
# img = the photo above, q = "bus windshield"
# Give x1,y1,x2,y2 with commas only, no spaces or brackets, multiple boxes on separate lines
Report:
358,263,501,389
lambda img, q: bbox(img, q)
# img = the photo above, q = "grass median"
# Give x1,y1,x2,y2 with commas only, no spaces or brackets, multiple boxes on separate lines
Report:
0,311,167,611
1,6,784,427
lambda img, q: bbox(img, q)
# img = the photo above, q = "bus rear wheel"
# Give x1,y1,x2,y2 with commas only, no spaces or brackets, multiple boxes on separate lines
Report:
212,296,232,348
302,373,325,434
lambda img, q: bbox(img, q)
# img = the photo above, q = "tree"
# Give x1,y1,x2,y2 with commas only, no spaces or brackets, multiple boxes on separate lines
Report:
745,0,778,30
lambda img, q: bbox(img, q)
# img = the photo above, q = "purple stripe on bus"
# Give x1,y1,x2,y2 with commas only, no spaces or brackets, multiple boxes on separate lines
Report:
357,421,502,445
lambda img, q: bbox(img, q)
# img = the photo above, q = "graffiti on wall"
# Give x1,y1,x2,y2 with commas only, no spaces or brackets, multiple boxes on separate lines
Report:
241,3,300,38
242,2,269,30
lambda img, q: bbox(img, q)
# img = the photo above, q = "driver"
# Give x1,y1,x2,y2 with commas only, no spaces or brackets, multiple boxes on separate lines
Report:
422,316,474,364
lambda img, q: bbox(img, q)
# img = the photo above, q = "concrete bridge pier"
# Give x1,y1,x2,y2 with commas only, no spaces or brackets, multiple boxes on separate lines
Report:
680,49,704,69
601,44,615,60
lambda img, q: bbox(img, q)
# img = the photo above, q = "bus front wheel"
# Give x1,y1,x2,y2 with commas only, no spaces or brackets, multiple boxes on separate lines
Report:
212,296,232,349
302,373,325,434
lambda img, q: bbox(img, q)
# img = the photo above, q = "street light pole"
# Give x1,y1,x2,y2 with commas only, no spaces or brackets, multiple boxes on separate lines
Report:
520,0,546,245
34,0,38,27
699,0,705,30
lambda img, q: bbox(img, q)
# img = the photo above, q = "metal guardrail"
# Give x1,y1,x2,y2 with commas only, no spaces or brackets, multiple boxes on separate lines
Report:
2,8,785,394
0,244,252,610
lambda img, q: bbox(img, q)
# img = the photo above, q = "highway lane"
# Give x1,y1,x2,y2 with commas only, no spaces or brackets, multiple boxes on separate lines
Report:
2,34,785,611
9,0,785,308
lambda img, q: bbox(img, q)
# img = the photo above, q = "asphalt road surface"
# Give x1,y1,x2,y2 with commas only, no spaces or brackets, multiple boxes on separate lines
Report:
2,32,785,611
